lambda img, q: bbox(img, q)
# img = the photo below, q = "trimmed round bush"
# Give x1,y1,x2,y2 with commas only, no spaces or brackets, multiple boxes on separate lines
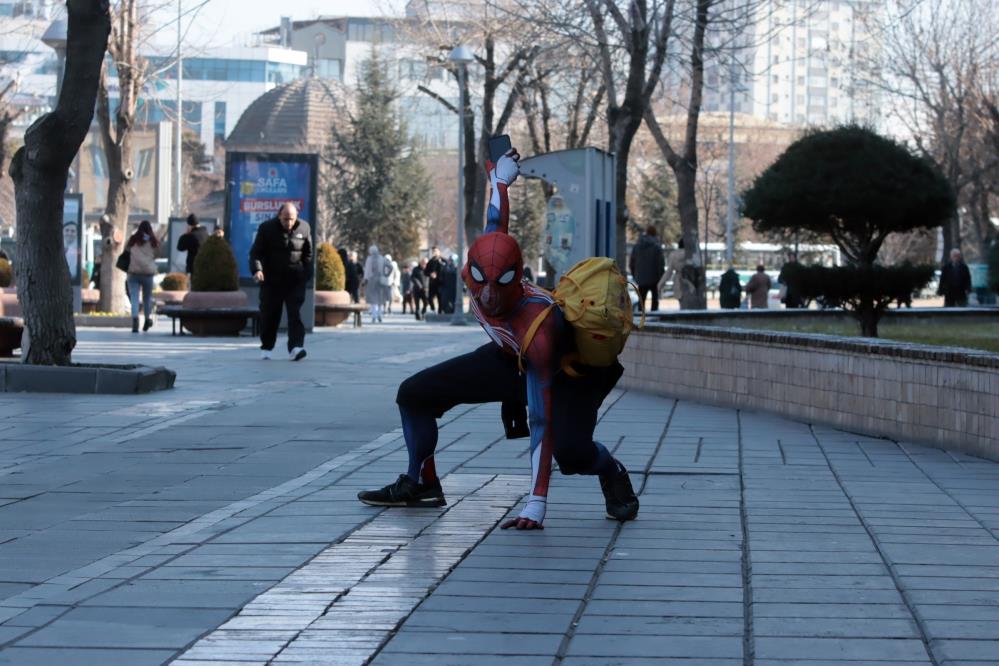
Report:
191,236,239,292
316,243,346,292
0,258,10,288
161,272,189,291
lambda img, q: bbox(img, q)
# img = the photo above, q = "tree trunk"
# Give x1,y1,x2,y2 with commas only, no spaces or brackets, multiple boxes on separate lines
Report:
675,161,707,310
97,167,130,313
8,0,110,365
858,309,879,338
609,109,642,270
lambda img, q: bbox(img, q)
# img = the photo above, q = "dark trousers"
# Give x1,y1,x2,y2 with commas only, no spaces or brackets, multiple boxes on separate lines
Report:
259,278,306,352
396,343,622,481
943,294,968,307
638,284,659,312
402,292,413,314
412,288,428,319
428,282,441,312
348,286,360,304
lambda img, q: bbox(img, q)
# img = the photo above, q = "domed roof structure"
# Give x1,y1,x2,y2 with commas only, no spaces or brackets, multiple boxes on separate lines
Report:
226,78,343,153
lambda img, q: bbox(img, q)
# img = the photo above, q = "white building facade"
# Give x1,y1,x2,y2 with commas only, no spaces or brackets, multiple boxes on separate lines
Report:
701,0,881,127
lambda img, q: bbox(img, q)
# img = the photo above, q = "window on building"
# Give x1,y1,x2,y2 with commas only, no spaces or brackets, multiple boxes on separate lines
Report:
317,59,342,80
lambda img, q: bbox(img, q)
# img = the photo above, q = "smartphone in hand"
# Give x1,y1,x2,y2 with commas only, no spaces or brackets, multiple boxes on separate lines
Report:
488,134,512,163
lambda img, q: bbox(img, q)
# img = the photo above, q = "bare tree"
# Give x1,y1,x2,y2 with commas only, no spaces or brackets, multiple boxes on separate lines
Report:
94,0,147,313
8,0,110,365
859,0,999,262
0,81,23,179
409,4,540,246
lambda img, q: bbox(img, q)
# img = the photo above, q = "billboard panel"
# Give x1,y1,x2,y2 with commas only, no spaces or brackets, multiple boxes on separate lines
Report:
63,194,83,287
225,153,318,283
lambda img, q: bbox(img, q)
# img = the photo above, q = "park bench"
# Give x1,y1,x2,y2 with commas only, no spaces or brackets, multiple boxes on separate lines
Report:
315,302,369,328
159,305,260,337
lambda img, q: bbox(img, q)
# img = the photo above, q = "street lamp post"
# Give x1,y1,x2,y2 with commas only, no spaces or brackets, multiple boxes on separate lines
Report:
175,0,183,216
448,45,474,326
725,59,748,266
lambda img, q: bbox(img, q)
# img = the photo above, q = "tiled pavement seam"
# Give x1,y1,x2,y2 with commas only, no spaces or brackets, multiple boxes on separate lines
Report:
0,402,485,631
740,413,934,665
172,393,637,665
375,399,749,664
813,428,999,664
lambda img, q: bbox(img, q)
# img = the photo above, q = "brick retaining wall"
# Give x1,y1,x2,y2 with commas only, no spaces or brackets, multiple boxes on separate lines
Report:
620,323,999,461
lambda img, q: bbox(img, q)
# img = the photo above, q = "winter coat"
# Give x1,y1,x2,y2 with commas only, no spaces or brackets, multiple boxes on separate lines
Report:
411,266,427,294
364,249,388,304
745,271,772,309
938,261,972,301
629,234,665,287
401,271,412,294
249,217,313,282
177,225,209,274
127,242,158,276
719,269,742,309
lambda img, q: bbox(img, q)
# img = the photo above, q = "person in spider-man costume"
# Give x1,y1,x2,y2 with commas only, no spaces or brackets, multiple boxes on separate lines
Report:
358,147,639,529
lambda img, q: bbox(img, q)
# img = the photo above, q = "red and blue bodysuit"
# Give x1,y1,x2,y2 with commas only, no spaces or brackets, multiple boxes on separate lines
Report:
359,148,639,528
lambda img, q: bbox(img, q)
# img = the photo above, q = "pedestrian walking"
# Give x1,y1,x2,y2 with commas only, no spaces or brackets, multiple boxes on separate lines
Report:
426,246,444,313
176,214,209,277
364,245,388,323
339,247,360,303
629,225,665,312
719,266,742,309
384,253,400,314
660,238,686,305
401,264,413,315
778,253,804,308
411,259,429,320
346,250,363,303
249,202,313,361
938,249,972,307
125,220,159,333
744,264,772,309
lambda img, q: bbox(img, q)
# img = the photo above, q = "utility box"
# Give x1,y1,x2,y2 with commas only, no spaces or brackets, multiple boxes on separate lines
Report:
519,148,616,284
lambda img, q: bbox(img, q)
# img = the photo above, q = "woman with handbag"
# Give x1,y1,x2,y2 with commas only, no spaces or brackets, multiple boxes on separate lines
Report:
125,220,159,333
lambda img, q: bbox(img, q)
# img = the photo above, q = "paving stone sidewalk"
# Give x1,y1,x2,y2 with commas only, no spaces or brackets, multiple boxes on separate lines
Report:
0,317,998,665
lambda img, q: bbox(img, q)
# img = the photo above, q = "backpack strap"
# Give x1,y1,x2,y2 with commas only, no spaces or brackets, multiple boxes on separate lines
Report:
627,280,647,330
517,303,555,374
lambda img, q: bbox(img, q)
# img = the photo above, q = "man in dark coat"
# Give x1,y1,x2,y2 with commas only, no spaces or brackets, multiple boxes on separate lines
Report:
628,226,665,311
778,253,805,309
250,202,313,361
938,249,972,307
177,214,209,276
719,266,742,309
425,246,445,313
340,248,360,303
411,258,429,320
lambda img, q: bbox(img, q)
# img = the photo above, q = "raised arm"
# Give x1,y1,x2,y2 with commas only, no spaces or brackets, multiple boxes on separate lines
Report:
484,151,520,235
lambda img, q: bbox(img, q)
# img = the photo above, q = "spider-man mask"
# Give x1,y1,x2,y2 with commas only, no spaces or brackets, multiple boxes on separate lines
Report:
463,232,524,317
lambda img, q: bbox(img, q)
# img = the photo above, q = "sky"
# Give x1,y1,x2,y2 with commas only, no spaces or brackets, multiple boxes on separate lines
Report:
150,0,409,51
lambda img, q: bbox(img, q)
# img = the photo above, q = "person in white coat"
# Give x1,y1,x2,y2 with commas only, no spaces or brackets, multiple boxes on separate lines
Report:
364,245,387,323
384,253,401,314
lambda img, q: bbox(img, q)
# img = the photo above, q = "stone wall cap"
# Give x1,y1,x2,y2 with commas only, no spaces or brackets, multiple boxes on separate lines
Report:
637,322,999,370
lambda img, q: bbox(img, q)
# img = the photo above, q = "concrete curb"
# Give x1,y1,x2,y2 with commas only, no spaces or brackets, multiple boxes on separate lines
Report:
0,363,175,394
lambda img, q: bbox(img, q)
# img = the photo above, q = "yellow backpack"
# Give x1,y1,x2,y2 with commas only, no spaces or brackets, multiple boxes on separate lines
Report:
519,257,644,377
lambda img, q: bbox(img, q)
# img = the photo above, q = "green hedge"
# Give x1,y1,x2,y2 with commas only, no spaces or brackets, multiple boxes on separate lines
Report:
316,243,346,291
783,263,935,337
191,236,239,292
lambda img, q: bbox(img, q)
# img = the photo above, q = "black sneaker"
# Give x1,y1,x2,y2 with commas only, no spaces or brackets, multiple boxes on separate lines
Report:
600,461,639,521
357,474,446,508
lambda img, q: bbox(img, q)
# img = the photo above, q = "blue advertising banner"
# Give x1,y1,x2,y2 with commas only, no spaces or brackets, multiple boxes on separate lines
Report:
225,153,318,282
